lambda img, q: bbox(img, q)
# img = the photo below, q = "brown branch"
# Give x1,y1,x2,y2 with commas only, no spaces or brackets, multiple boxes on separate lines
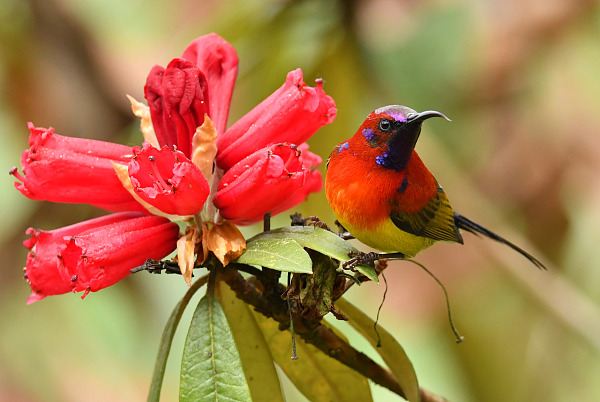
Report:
420,388,450,402
223,216,450,400
335,258,389,301
219,266,407,398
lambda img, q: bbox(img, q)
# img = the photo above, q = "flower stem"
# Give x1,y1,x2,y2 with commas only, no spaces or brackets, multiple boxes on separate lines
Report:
286,272,298,360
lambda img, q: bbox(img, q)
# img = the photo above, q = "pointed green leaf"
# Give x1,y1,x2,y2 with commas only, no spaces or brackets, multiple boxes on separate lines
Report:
236,237,312,273
335,297,420,402
248,226,378,282
250,309,373,402
180,295,252,402
215,280,285,402
147,275,208,402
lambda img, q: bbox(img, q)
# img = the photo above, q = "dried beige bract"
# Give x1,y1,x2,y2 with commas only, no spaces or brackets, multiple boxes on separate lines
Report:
127,95,159,149
191,114,218,186
206,221,246,266
177,225,203,287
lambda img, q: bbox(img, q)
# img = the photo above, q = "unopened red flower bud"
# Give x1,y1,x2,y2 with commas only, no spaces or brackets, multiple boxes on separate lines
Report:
25,212,179,303
216,69,336,171
214,144,311,224
11,123,146,213
145,58,210,157
270,169,322,216
181,33,239,136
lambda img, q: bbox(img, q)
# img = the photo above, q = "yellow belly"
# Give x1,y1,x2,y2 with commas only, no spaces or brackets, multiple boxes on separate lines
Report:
338,216,435,258
326,152,438,258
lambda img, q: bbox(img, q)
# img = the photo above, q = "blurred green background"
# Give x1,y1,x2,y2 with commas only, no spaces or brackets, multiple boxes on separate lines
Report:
2,0,600,401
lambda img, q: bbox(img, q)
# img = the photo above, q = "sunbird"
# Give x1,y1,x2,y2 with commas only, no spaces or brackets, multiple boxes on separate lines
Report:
325,105,545,269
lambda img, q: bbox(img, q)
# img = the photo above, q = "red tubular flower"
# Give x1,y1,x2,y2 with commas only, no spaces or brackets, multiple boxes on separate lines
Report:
11,123,146,213
214,144,312,224
145,58,210,157
270,170,322,217
216,69,337,171
15,34,338,304
128,143,210,216
296,143,322,168
25,214,132,304
181,33,239,135
61,214,179,297
141,34,336,223
24,212,179,303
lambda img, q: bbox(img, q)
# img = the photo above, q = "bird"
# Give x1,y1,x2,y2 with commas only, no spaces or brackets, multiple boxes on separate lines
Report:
325,105,545,269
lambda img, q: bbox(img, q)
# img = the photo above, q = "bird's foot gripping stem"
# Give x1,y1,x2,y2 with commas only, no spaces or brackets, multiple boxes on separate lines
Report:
290,213,354,239
343,251,406,269
290,213,332,230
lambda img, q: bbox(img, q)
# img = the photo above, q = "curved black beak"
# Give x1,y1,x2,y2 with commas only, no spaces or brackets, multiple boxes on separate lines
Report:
406,110,451,125
383,109,450,172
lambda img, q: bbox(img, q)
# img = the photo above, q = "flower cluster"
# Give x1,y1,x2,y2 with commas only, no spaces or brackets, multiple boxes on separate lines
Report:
11,33,336,302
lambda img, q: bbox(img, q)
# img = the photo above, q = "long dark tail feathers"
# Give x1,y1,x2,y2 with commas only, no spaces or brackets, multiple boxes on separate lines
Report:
454,213,546,270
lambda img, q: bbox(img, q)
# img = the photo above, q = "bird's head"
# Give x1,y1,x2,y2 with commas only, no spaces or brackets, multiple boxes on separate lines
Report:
350,105,449,171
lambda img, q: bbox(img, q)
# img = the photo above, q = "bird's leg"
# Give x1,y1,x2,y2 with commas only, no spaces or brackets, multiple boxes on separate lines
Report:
290,214,354,239
343,251,405,269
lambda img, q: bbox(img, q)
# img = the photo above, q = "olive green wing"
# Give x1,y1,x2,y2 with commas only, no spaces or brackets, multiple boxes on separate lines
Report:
390,187,463,243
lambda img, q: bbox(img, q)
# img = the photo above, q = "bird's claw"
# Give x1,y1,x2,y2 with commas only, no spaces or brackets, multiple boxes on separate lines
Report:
307,216,332,230
291,214,356,240
290,213,333,230
342,251,380,270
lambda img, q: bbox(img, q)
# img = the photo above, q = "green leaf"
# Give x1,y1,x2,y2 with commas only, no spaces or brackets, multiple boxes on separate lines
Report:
147,275,208,402
236,237,312,273
335,298,421,402
250,309,373,402
180,295,252,402
215,280,285,402
249,226,378,282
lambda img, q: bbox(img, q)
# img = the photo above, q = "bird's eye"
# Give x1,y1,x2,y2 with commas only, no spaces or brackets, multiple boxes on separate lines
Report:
378,119,393,132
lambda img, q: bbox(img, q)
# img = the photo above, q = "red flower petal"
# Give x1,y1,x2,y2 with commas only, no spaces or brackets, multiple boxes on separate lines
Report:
269,144,323,215
128,143,209,216
182,33,239,135
213,144,308,224
11,124,146,213
296,143,322,168
24,229,75,304
271,169,322,216
59,214,179,297
24,212,152,303
145,58,209,157
216,69,336,171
